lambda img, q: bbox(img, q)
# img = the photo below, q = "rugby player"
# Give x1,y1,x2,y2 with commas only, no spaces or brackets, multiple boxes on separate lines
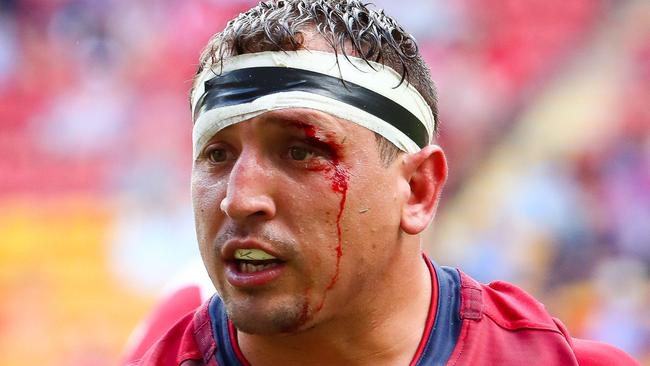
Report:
126,1,640,365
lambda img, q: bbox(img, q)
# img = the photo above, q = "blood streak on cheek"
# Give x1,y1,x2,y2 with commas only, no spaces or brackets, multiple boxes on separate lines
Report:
298,287,312,324
292,122,349,313
327,156,348,289
313,162,348,314
315,141,349,312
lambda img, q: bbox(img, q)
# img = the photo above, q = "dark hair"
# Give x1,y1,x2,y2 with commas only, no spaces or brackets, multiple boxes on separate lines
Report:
192,0,437,165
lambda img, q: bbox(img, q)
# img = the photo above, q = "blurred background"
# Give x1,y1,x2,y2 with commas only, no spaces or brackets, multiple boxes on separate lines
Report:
0,0,648,364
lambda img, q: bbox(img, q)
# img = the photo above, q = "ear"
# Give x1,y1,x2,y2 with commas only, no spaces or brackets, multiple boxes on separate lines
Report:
400,144,448,235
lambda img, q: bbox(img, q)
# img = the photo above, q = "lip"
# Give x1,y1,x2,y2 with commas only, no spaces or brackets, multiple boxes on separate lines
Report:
222,238,287,288
225,262,286,288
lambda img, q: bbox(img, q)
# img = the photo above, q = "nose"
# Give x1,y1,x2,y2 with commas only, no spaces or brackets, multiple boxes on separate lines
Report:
220,150,277,221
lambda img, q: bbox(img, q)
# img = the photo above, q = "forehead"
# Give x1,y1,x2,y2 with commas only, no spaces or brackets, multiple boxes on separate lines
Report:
215,108,375,148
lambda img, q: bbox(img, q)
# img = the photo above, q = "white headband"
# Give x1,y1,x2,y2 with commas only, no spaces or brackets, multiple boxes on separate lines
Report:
191,50,435,160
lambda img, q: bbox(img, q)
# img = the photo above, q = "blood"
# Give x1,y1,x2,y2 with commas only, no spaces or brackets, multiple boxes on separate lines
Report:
291,121,317,139
325,161,347,290
291,121,350,314
313,160,348,313
290,287,312,331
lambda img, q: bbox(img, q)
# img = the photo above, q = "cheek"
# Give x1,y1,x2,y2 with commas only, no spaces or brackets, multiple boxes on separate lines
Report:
341,172,401,259
191,172,227,242
351,164,397,213
279,174,343,261
281,178,338,236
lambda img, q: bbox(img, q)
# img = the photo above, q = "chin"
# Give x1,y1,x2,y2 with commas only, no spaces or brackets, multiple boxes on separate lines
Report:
225,297,310,335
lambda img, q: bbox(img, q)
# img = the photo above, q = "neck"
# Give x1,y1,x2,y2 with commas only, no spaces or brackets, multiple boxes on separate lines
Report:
238,251,436,366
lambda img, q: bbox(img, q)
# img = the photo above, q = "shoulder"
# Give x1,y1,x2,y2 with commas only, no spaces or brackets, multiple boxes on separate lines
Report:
126,310,202,366
122,284,208,364
572,338,640,366
455,271,640,365
476,277,640,364
123,289,219,366
462,272,559,332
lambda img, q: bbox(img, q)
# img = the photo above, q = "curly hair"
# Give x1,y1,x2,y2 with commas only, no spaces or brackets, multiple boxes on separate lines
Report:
191,0,438,164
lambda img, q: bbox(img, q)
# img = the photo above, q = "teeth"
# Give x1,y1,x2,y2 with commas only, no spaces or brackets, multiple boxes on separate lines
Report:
234,248,277,261
238,261,277,273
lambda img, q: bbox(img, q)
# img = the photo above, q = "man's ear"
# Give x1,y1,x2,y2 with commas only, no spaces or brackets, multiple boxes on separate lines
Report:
400,144,448,235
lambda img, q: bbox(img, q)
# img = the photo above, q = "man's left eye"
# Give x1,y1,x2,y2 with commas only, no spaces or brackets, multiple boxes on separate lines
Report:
289,146,314,161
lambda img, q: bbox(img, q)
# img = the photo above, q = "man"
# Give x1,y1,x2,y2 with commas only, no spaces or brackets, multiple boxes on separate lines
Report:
128,1,640,365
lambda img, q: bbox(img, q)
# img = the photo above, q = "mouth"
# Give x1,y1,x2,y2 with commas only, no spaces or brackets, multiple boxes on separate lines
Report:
225,248,287,287
234,248,283,272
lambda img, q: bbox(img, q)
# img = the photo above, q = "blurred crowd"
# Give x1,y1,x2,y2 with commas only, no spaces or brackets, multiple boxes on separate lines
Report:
0,0,648,365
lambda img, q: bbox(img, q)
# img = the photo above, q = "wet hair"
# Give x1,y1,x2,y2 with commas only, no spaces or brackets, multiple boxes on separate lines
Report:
192,0,438,165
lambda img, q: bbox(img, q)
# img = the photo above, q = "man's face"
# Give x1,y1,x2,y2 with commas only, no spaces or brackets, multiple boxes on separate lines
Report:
191,108,406,334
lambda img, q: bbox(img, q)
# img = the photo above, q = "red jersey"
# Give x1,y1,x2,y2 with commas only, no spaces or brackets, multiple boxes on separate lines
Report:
126,256,639,365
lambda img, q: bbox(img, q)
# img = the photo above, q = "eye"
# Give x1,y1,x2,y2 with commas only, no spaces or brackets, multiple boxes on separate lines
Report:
289,146,314,161
205,146,230,163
